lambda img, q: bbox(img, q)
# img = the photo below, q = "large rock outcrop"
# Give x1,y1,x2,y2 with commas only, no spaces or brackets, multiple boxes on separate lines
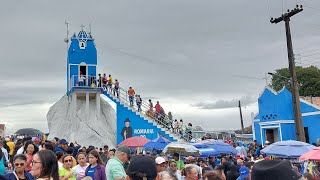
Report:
47,94,116,147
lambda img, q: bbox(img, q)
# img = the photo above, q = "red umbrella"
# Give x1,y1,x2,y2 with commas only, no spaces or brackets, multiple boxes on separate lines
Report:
118,136,150,148
299,147,320,161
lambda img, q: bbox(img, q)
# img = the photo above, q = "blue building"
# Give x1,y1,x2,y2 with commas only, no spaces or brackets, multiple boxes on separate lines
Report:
64,28,179,145
67,29,97,92
253,87,320,146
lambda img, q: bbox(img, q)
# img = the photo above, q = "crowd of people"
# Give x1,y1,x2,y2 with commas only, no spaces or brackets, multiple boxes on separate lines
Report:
0,136,319,180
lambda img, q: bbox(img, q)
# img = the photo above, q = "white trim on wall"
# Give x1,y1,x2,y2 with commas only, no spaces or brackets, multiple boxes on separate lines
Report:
300,99,320,111
69,63,97,66
261,125,280,129
302,111,320,116
279,123,283,141
259,120,294,125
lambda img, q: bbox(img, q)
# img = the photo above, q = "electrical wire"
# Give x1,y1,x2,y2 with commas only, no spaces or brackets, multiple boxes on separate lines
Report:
95,43,182,71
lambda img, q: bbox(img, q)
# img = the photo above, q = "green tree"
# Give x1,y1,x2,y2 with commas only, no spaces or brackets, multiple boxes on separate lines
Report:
270,66,320,97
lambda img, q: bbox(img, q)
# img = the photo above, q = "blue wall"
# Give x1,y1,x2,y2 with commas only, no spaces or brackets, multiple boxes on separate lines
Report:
115,100,175,144
254,87,320,145
280,123,296,141
303,115,320,144
67,32,97,65
67,30,97,92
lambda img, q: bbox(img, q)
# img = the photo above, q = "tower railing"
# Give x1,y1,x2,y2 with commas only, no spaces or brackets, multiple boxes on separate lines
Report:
70,75,100,88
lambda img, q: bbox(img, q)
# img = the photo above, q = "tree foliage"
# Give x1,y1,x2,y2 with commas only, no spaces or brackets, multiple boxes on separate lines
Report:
270,66,320,97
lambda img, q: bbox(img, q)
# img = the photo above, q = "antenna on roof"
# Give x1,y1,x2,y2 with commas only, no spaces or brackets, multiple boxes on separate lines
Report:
64,20,70,49
89,24,92,34
80,24,85,31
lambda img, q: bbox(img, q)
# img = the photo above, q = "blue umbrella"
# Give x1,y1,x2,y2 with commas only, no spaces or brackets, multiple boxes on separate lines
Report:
144,136,171,150
261,140,316,158
204,141,238,155
192,143,218,157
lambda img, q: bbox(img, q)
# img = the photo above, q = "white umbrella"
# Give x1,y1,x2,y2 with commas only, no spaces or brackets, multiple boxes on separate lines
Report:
162,142,201,156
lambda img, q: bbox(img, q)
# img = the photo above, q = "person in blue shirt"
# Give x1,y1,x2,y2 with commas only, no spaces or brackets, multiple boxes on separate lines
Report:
6,154,34,180
53,139,69,154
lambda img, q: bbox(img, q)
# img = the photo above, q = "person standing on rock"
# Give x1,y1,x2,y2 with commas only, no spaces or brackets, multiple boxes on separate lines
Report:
128,87,135,107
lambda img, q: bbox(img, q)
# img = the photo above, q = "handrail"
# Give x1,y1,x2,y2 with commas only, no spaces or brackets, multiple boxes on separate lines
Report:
70,74,196,142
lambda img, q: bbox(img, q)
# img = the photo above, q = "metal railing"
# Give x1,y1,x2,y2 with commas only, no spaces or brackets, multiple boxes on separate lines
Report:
71,75,101,88
70,74,195,142
106,84,196,142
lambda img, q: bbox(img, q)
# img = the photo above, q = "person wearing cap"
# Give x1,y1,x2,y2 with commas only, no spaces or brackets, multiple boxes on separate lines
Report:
237,166,250,180
127,155,158,180
155,157,167,175
53,139,69,154
106,145,130,180
251,160,301,180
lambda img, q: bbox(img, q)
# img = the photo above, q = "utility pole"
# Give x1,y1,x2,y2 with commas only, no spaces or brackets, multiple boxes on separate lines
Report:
238,100,245,134
270,5,306,142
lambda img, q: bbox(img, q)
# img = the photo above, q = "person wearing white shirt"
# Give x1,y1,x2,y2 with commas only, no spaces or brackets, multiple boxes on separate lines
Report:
72,152,89,180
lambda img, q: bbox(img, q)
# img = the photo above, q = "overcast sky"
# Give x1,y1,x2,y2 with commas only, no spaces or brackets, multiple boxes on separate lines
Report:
1,0,320,134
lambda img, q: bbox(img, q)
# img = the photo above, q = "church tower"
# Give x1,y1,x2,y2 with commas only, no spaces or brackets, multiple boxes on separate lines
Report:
67,26,97,92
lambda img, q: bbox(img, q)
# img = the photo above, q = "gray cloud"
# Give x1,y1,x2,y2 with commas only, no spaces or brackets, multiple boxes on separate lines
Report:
193,96,257,110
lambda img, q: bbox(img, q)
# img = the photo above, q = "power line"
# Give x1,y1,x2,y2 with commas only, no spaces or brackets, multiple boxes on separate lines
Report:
296,48,320,54
95,43,182,71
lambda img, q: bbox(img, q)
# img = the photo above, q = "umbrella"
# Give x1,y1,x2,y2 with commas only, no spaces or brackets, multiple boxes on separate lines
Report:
15,128,43,135
198,139,221,143
261,140,316,158
192,143,218,157
299,147,320,161
204,141,238,155
118,136,150,148
144,136,171,150
163,142,201,156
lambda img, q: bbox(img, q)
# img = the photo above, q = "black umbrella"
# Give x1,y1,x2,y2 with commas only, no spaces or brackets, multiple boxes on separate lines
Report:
15,128,43,135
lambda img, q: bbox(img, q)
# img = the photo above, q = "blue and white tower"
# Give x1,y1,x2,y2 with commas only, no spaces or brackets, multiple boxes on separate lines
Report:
47,27,116,147
67,27,97,92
